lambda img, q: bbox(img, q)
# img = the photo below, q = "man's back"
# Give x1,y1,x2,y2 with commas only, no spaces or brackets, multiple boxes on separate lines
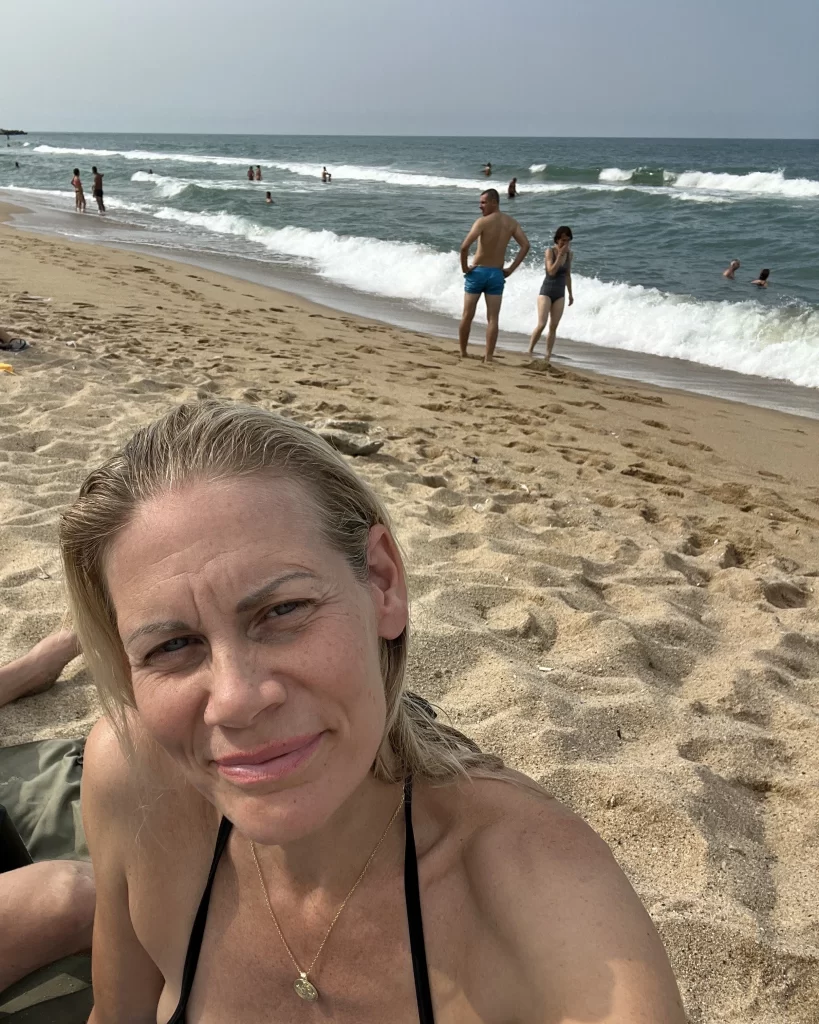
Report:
474,211,520,268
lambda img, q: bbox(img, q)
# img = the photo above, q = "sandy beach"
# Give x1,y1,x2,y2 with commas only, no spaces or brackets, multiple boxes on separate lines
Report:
1,201,817,1022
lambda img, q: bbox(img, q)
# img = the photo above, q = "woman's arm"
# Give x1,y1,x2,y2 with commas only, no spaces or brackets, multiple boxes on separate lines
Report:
545,246,569,276
566,252,574,305
83,718,165,1023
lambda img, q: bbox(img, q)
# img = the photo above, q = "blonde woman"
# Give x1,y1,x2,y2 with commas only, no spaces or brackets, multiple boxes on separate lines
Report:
63,402,684,1023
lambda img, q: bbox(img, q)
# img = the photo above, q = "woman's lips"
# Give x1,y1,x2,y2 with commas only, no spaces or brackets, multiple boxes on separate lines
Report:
214,732,324,785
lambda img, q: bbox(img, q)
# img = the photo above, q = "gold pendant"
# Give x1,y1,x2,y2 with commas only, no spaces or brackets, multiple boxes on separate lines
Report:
294,973,319,1002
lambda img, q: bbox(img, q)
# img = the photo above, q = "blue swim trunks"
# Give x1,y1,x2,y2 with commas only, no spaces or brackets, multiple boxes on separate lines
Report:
464,266,505,296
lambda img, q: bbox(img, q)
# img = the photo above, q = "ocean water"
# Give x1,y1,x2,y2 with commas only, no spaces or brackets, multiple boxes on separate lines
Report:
3,133,819,388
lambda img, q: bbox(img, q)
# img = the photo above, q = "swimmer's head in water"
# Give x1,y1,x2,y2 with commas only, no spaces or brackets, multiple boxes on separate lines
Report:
730,259,741,270
60,402,504,838
554,225,573,244
758,269,770,281
479,188,500,213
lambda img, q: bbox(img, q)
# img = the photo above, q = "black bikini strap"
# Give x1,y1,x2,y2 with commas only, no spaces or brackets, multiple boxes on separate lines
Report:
404,776,435,1024
166,815,234,1024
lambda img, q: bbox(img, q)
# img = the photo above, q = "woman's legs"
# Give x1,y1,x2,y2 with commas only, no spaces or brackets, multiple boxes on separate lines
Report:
527,295,552,354
0,860,95,991
0,631,80,708
544,297,566,364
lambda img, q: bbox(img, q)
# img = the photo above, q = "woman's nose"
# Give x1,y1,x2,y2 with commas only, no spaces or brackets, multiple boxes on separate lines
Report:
203,642,287,729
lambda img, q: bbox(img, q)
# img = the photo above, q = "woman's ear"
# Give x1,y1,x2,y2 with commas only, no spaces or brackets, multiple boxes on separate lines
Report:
367,526,408,640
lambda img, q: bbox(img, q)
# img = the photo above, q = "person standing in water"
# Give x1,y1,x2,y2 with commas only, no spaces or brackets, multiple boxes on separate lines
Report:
459,188,530,363
508,177,518,198
528,226,574,365
482,162,492,177
265,191,273,204
91,166,105,213
723,259,741,279
71,168,86,212
255,165,262,181
752,268,770,287
321,166,332,183
247,166,255,181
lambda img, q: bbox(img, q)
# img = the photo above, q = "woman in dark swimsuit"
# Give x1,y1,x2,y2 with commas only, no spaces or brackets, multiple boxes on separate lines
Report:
67,402,684,1024
528,225,574,365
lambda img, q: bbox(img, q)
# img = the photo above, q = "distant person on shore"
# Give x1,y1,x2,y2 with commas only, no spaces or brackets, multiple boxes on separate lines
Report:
91,166,105,213
459,188,530,363
483,162,492,177
71,168,86,213
247,166,255,181
508,177,518,198
255,165,262,181
265,191,273,204
752,268,770,288
723,259,741,279
321,166,332,183
528,225,574,366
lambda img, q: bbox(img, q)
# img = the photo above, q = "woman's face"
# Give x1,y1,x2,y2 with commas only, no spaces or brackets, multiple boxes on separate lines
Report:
105,475,408,843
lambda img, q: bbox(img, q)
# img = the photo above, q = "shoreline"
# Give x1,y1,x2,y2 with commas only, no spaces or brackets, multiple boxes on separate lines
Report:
1,197,819,1023
4,189,818,421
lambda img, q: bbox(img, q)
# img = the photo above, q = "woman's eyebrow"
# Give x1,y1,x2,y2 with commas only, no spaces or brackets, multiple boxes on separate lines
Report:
122,573,318,646
235,571,317,613
124,620,190,647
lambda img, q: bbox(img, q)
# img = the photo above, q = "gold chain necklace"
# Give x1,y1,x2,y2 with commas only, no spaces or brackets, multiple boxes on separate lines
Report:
250,791,404,1003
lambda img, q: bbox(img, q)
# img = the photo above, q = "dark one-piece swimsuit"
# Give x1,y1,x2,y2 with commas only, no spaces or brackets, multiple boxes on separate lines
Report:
167,776,435,1023
539,249,570,301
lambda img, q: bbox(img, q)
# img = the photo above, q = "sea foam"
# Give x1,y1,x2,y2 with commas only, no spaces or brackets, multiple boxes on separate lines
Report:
599,167,635,182
671,169,819,199
151,207,819,388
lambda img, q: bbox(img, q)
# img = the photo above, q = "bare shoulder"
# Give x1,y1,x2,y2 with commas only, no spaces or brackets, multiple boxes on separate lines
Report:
83,714,212,850
83,715,140,815
501,211,521,230
457,771,606,879
441,774,686,1022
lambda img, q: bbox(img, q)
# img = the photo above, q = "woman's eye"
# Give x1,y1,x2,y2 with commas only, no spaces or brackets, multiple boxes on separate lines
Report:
266,601,302,618
150,636,193,657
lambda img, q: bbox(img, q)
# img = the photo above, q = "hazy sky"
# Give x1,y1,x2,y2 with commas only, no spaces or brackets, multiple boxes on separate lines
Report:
5,0,817,137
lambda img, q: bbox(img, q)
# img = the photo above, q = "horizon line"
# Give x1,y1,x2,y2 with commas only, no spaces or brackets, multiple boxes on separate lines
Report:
12,130,819,142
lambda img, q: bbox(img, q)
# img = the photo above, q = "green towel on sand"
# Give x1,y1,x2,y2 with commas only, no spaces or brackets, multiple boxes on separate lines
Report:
0,740,87,863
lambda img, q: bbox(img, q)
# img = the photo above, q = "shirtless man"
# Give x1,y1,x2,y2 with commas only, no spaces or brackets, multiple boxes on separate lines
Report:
459,188,530,362
723,259,741,279
91,166,105,213
71,168,86,212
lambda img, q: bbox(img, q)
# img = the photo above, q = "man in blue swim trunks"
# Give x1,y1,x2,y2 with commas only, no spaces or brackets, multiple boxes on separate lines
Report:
459,188,529,362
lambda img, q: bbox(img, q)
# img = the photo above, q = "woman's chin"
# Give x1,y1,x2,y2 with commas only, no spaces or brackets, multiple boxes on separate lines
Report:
220,786,341,845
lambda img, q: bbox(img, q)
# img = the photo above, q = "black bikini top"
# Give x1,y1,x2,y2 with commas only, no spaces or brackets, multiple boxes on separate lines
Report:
167,775,434,1023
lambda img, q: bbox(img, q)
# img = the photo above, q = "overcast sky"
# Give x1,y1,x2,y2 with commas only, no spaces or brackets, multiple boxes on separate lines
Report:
4,0,817,137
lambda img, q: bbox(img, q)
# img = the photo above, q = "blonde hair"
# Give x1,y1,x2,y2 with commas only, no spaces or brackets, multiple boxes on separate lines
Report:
60,401,504,783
